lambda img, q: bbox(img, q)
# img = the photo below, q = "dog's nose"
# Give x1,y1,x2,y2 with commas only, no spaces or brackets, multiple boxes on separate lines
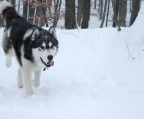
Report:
47,55,53,61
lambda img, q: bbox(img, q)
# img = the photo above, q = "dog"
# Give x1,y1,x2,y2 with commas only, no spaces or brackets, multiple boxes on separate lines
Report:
0,1,59,96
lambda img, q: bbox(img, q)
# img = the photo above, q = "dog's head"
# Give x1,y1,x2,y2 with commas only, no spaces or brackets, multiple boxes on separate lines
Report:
30,26,58,68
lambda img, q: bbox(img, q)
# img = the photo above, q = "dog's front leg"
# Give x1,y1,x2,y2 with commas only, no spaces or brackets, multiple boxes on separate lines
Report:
32,69,42,87
22,69,33,96
17,67,23,88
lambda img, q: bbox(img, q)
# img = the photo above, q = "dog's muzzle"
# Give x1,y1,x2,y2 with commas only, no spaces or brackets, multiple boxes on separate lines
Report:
40,57,54,67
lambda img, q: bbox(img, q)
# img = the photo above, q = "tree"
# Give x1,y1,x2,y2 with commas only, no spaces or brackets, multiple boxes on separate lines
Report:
28,1,35,24
119,0,127,27
0,0,4,27
112,0,119,27
11,0,16,7
106,0,110,27
81,0,91,28
53,0,62,27
94,0,97,9
65,0,76,29
77,0,84,27
98,0,103,20
23,1,28,20
100,0,107,28
129,0,141,26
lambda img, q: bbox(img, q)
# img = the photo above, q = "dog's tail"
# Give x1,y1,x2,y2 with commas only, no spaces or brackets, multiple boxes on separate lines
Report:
0,1,18,24
0,1,12,14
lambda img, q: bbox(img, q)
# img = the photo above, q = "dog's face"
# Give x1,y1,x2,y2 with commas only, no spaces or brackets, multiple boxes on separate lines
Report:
31,27,58,68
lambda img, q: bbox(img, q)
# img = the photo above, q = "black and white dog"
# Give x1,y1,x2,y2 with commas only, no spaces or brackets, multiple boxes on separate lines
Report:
0,1,59,96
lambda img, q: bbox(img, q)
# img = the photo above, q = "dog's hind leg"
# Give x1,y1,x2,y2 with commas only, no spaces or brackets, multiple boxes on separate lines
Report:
2,29,13,68
17,67,23,88
5,49,13,68
32,69,42,87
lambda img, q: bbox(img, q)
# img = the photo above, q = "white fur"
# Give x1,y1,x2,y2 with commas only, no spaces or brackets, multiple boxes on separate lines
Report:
23,29,33,40
0,1,12,14
49,27,57,39
7,26,12,37
2,28,14,68
31,29,39,41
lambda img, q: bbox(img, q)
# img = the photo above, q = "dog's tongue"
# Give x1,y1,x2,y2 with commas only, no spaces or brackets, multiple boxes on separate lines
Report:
47,61,54,66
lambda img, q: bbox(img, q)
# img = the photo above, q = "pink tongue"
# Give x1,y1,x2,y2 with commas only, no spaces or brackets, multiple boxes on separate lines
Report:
47,61,54,66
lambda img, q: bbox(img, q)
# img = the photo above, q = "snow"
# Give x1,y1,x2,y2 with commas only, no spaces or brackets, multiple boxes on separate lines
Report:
0,2,144,119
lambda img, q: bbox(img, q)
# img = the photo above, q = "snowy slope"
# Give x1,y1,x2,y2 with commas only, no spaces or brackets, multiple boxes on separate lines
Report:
0,2,144,119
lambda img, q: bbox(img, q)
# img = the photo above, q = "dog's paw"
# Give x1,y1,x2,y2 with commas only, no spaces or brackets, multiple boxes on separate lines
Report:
6,58,12,68
17,81,23,88
18,85,23,88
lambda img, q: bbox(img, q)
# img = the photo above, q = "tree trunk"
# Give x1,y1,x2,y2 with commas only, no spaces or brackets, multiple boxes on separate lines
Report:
119,0,127,27
77,0,84,27
94,0,96,9
23,1,28,20
111,0,121,31
81,0,91,29
99,0,103,20
53,0,62,27
112,0,119,27
11,0,15,7
129,0,141,26
100,0,108,28
106,0,110,27
28,2,35,24
65,0,76,29
0,0,4,27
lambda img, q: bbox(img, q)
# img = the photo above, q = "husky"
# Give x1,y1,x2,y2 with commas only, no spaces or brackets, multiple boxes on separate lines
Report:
0,1,59,96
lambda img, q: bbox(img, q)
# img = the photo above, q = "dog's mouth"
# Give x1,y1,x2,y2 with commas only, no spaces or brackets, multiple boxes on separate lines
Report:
40,57,54,67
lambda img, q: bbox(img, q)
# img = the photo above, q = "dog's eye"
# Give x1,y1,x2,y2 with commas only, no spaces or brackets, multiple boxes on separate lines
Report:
50,45,53,49
40,46,44,49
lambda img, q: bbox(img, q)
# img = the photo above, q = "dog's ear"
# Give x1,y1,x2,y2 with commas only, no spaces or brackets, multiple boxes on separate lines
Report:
49,26,57,39
31,28,39,41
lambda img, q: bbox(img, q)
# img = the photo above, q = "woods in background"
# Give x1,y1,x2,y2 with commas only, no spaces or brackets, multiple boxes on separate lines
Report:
0,0,142,29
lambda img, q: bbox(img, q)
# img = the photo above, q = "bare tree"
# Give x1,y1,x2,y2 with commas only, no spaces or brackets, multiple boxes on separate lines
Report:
0,0,4,27
106,0,110,27
11,0,15,7
98,0,103,20
23,1,28,20
65,0,76,29
53,0,62,27
77,0,84,27
119,0,127,27
100,0,107,28
129,0,141,26
111,0,121,31
112,0,119,27
94,0,97,9
81,0,91,28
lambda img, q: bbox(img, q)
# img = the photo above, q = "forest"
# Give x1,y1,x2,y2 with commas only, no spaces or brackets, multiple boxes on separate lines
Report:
0,0,141,30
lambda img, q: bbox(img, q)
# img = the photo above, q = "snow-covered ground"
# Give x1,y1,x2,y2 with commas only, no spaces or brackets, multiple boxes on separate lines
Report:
0,2,144,119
